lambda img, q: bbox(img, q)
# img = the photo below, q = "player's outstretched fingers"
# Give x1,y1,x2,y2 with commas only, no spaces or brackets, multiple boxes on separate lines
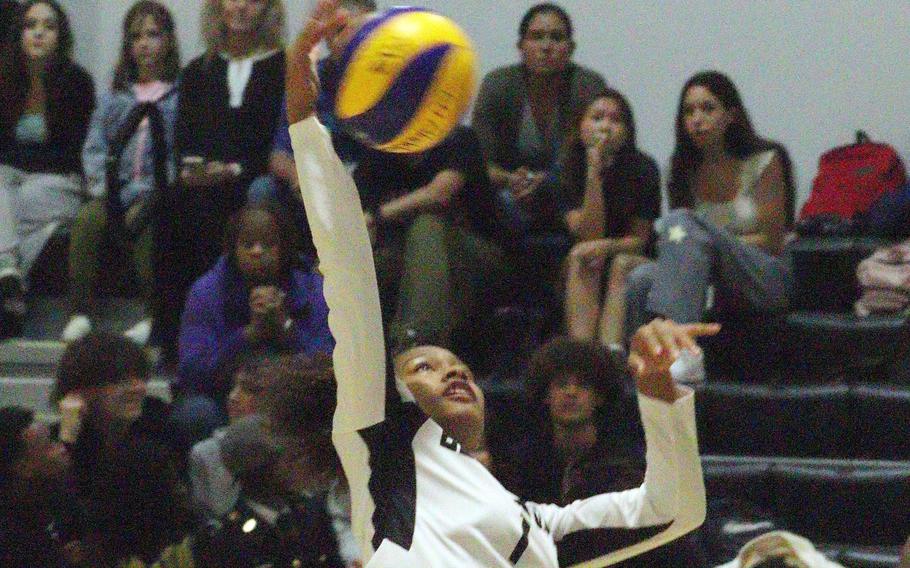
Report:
680,322,722,339
632,320,666,359
627,352,646,378
652,318,684,360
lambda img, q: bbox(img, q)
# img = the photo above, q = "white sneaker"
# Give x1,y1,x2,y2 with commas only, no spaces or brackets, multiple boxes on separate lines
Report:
123,318,153,346
61,315,92,342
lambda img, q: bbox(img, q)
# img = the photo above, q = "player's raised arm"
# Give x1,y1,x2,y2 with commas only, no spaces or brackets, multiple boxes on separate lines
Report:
286,1,385,434
527,319,716,567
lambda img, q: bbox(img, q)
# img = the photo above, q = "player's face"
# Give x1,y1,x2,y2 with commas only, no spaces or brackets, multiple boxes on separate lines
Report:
682,85,733,151
580,96,629,154
545,374,601,427
518,11,573,76
22,3,60,62
220,0,267,36
396,346,485,433
234,210,281,284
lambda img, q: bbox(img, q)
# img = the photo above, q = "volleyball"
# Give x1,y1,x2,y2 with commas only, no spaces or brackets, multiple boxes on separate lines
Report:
333,7,477,153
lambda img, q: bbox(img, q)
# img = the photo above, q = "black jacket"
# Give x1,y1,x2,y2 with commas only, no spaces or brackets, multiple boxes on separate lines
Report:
0,58,95,174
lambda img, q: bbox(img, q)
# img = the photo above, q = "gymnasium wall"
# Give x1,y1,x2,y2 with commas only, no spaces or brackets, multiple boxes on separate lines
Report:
60,0,910,207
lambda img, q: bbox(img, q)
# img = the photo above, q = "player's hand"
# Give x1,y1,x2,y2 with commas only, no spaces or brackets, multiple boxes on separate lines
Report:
286,0,348,124
628,318,719,402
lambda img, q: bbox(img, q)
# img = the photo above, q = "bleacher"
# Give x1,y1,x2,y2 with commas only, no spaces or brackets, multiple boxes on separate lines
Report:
2,216,908,567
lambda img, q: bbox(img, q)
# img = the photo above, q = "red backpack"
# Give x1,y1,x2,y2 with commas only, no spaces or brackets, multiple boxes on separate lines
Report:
799,131,907,221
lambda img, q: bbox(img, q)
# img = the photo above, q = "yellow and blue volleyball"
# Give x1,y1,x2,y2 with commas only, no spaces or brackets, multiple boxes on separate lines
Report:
334,7,477,154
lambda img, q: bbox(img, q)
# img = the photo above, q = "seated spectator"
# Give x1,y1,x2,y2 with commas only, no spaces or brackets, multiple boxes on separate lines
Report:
174,203,333,445
261,353,360,568
199,353,352,567
353,125,513,348
471,2,606,281
0,406,72,567
199,415,344,568
0,0,94,322
560,90,661,348
62,0,181,345
159,0,287,355
625,72,794,346
189,356,270,522
52,332,194,567
498,337,706,567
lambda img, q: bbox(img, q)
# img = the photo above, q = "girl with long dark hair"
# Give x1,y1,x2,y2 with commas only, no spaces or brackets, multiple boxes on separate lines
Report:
0,0,94,322
560,90,661,347
625,71,795,344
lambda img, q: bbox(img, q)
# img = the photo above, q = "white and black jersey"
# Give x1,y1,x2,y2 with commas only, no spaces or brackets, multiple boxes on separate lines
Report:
290,117,706,568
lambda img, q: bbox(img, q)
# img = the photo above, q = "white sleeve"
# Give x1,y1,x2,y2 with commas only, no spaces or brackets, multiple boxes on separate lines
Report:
289,117,386,434
525,389,706,568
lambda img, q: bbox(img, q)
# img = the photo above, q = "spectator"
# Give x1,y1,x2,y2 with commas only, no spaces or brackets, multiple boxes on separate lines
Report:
53,332,194,567
188,356,271,521
500,337,706,567
199,415,344,568
159,0,287,356
174,203,333,445
471,3,606,281
625,71,794,344
0,406,72,567
198,353,353,567
260,353,360,568
560,90,661,348
352,125,512,349
501,337,641,500
0,0,94,323
900,535,910,568
61,0,181,345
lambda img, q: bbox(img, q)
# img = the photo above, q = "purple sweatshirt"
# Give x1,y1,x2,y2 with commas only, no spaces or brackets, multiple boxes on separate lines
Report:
177,256,334,396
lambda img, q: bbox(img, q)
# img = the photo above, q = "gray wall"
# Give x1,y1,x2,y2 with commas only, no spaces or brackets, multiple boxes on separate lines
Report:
58,0,910,207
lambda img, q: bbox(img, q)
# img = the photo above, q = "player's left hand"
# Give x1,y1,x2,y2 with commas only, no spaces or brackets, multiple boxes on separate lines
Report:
628,318,719,402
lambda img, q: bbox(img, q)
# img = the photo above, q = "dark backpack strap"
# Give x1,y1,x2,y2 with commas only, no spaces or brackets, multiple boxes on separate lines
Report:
105,102,168,238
